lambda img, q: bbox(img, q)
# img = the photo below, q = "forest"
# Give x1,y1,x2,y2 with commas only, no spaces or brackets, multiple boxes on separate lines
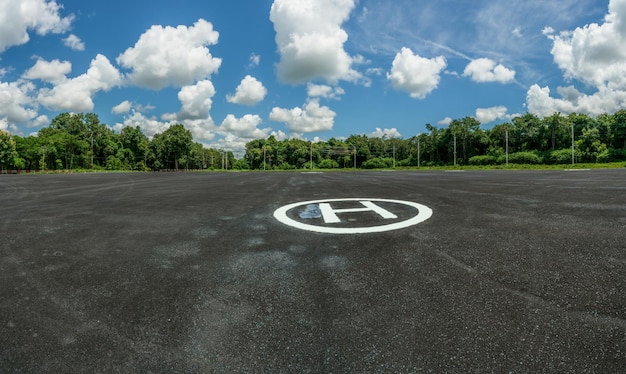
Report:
1,110,626,172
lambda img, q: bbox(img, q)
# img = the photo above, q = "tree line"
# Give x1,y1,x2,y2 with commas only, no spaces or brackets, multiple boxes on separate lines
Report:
244,111,626,170
1,110,626,172
0,113,234,171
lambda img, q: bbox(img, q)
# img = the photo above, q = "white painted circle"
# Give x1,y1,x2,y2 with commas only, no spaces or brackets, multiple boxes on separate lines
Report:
273,198,432,234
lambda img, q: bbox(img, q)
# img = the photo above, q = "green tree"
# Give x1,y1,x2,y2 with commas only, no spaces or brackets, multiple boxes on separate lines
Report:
544,112,570,150
576,127,606,162
512,113,543,152
152,124,193,170
346,134,370,167
0,130,18,170
120,126,150,170
612,109,626,149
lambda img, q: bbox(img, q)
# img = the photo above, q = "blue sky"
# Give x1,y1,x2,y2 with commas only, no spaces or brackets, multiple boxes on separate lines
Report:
1,0,624,152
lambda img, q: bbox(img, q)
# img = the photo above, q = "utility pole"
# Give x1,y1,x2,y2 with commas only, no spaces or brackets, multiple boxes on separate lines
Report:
505,129,509,166
571,125,575,165
417,135,421,168
454,135,457,166
90,131,94,169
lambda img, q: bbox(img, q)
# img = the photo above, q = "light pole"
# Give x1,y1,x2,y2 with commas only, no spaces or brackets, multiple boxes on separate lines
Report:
571,125,575,165
416,134,421,168
453,135,457,166
505,128,509,166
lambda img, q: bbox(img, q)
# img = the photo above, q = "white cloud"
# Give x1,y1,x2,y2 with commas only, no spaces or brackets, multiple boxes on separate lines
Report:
475,106,509,123
270,0,361,84
117,19,222,89
63,34,85,51
307,83,345,100
526,84,626,117
0,80,38,124
179,118,216,142
37,54,122,112
549,0,626,88
112,100,132,114
387,47,447,99
438,117,453,126
269,98,336,133
219,114,271,139
226,75,267,106
177,80,216,119
32,114,49,128
0,0,73,53
463,58,515,84
530,0,626,117
22,58,72,83
113,111,173,139
249,53,260,67
369,127,402,139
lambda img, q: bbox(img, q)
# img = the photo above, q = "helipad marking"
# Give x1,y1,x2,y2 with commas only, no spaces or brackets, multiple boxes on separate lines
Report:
273,198,432,234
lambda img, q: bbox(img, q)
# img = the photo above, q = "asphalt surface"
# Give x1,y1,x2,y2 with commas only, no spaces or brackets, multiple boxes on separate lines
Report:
1,169,625,373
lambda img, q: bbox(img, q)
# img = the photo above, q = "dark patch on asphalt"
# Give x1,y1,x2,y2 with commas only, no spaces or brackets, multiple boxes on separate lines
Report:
299,203,322,219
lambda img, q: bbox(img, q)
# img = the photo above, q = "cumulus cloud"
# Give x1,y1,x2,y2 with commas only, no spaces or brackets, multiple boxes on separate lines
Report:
112,100,132,114
37,54,122,112
387,47,447,99
226,75,267,106
0,0,73,53
180,118,216,142
307,83,345,100
0,81,38,124
463,58,515,83
113,111,173,139
526,84,626,117
22,58,71,83
176,80,216,119
219,114,271,139
475,106,509,123
269,98,336,133
63,34,85,51
438,117,453,126
529,0,626,116
270,0,361,84
117,19,222,89
369,127,402,138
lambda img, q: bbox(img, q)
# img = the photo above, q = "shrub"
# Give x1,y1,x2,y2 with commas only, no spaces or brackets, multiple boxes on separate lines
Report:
508,152,542,164
361,157,393,169
546,149,573,164
278,161,296,170
232,159,250,170
469,155,498,165
599,148,626,162
318,159,340,169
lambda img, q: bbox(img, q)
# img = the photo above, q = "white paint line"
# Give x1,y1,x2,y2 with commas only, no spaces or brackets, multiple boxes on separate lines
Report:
318,200,398,224
274,198,432,234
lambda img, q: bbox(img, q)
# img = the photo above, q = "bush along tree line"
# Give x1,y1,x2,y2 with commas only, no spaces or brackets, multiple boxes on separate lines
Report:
1,110,626,172
0,112,235,172
243,111,626,170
